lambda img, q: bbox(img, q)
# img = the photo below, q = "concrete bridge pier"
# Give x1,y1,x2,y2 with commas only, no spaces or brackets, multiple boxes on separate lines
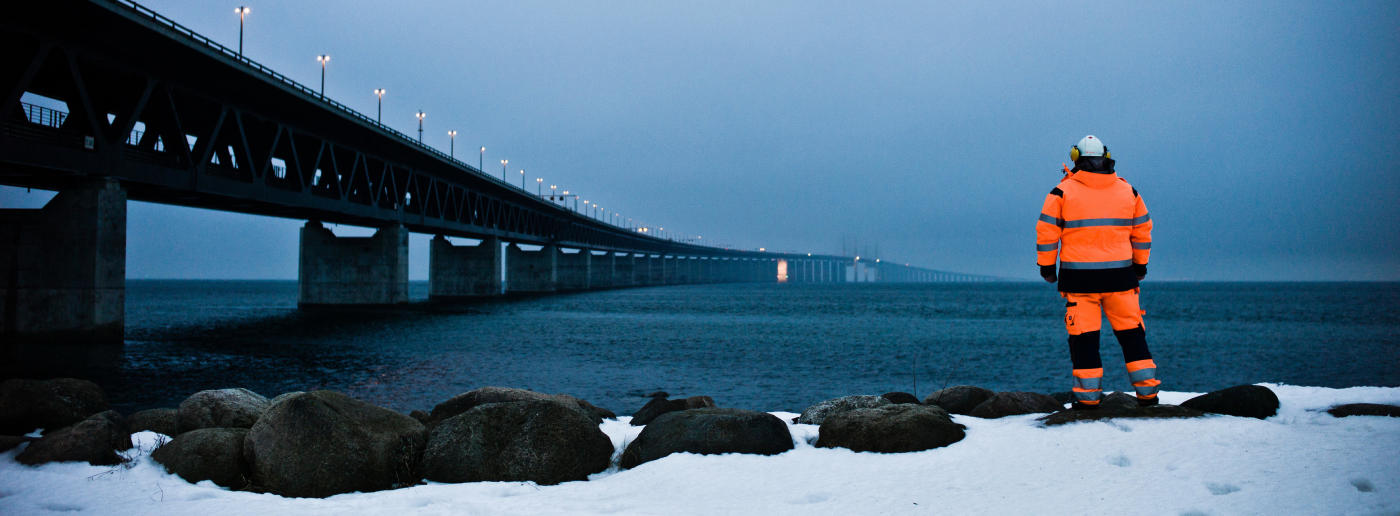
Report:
506,243,557,293
429,235,502,299
589,251,614,289
557,248,591,291
1,178,126,344
615,253,637,287
299,221,408,306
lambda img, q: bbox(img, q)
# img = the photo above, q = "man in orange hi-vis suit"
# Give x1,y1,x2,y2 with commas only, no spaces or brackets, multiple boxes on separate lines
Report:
1037,135,1160,409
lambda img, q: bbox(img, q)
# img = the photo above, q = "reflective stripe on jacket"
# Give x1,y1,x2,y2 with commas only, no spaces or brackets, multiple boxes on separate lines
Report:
1037,168,1151,293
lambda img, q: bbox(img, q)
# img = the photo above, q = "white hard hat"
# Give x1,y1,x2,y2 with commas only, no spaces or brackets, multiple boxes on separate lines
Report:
1071,135,1108,160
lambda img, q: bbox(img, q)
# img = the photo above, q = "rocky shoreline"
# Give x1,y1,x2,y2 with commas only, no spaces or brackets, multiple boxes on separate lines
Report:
2,378,1396,499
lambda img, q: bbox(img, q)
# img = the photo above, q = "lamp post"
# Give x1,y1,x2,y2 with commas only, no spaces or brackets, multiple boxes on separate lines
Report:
235,6,250,57
536,177,543,196
479,147,485,171
447,130,456,158
583,200,589,217
316,54,330,96
549,184,556,202
500,159,508,181
415,111,425,142
373,89,385,123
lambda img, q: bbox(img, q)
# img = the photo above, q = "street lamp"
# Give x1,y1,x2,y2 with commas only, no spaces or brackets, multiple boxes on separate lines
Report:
549,184,556,201
415,111,425,142
234,6,250,57
500,159,508,181
316,54,330,96
447,130,456,158
373,89,385,123
536,177,543,196
583,200,590,217
479,147,485,171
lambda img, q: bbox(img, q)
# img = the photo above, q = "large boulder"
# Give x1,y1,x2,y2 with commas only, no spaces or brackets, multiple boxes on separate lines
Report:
1040,404,1205,426
1327,403,1400,418
1099,392,1141,411
152,428,250,489
923,386,995,415
1180,385,1279,420
129,408,179,436
968,392,1063,419
621,408,793,469
178,388,270,433
243,391,426,498
630,394,716,426
421,400,613,485
16,410,132,466
792,395,891,425
816,404,966,453
0,378,108,435
428,387,614,427
1,435,36,452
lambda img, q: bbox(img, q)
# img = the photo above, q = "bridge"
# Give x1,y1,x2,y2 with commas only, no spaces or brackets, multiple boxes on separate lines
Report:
1,0,986,345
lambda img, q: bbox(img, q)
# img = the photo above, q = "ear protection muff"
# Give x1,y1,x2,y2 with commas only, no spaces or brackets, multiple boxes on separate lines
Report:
1069,145,1111,161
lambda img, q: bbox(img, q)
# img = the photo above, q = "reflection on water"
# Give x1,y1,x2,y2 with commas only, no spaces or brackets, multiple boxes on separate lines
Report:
6,280,1398,416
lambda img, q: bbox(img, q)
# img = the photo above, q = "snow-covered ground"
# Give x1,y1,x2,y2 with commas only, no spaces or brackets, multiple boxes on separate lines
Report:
2,384,1398,515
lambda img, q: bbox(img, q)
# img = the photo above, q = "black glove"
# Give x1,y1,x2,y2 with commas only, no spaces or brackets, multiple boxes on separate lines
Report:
1134,263,1147,281
1040,265,1057,283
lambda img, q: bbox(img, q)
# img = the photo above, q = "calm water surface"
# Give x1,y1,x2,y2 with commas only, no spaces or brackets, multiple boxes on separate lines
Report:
50,281,1400,415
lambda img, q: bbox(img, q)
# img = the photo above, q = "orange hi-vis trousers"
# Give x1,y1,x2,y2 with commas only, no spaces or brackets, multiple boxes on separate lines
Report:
1064,288,1160,405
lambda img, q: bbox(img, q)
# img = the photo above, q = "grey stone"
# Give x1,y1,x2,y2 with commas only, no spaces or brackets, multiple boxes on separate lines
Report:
621,408,793,469
1040,404,1205,426
152,428,250,489
0,378,108,435
880,392,921,405
630,394,716,426
178,388,270,433
1327,403,1400,418
1,435,35,452
129,408,179,436
793,395,891,425
428,387,615,427
923,386,995,415
968,392,1063,419
268,391,304,408
16,410,131,466
816,404,966,453
1180,385,1280,420
243,391,426,498
1100,392,1140,411
421,400,613,485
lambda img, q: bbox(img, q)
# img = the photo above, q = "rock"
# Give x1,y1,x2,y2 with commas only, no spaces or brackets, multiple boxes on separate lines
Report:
1050,391,1075,406
1,435,35,452
1327,403,1400,418
880,392,921,405
968,392,1063,419
243,391,426,498
621,408,793,469
792,395,891,425
923,386,995,415
1040,404,1205,426
129,408,179,436
428,387,614,426
1099,392,1140,411
409,410,431,425
0,378,108,435
1180,385,1279,420
178,388,271,433
630,394,717,426
268,391,304,408
151,428,250,489
816,404,965,453
421,400,614,485
16,410,132,466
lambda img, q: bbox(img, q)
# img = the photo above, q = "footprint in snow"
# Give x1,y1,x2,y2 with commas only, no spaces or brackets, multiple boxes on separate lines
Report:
1350,478,1374,492
1106,453,1131,467
1205,482,1240,495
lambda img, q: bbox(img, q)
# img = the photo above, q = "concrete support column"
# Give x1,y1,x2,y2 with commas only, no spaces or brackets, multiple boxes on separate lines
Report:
1,178,126,344
429,236,502,298
506,243,557,293
589,251,614,289
557,248,591,291
299,221,408,305
649,255,665,284
615,253,636,287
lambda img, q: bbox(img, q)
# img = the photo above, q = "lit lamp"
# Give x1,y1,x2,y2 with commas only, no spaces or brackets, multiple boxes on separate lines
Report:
373,89,386,123
316,54,330,96
447,130,457,157
235,7,250,57
415,111,426,142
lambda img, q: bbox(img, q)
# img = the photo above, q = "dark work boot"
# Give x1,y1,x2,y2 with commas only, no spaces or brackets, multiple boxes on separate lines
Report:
1071,402,1100,411
1137,396,1159,407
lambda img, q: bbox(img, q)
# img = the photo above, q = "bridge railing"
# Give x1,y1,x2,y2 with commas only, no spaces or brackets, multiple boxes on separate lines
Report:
107,0,535,199
21,102,66,128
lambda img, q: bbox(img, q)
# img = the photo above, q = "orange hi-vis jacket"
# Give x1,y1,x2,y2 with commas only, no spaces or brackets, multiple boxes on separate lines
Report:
1037,168,1151,293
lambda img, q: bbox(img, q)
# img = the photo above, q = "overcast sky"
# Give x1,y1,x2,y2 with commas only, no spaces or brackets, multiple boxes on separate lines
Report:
4,1,1398,280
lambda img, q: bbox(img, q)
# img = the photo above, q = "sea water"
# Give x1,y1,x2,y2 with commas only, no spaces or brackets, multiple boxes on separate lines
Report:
49,281,1400,415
